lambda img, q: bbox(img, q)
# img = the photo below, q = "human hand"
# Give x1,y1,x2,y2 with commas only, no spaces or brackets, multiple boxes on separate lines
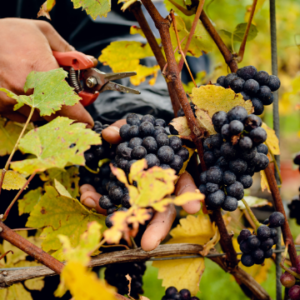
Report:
0,18,97,127
80,120,201,251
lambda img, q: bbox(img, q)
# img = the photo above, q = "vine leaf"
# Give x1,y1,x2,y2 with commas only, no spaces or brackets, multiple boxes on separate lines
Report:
153,215,215,295
0,232,44,300
40,166,80,198
37,0,56,19
238,196,269,210
220,23,258,43
0,69,80,116
55,261,118,300
0,117,34,156
262,123,280,155
55,223,117,300
260,170,270,193
2,171,27,191
170,16,213,61
104,161,204,243
119,0,137,11
54,179,72,198
190,85,253,118
99,41,160,86
11,117,101,176
18,187,43,215
58,222,102,265
71,0,111,19
26,186,106,260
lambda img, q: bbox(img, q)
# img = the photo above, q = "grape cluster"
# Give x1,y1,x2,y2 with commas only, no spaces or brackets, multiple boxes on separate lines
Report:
105,262,146,298
162,286,199,300
199,106,269,211
238,212,284,267
216,66,281,115
281,267,300,300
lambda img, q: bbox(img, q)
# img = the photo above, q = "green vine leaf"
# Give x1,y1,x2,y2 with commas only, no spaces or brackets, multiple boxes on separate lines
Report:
26,186,106,260
220,23,258,44
0,69,80,116
0,117,34,156
18,187,43,216
71,0,111,19
11,117,101,176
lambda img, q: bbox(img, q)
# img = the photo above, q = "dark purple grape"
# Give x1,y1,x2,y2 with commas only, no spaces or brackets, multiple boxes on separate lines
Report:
170,155,183,172
141,114,155,125
121,194,131,208
244,79,260,95
229,159,247,175
126,159,137,173
280,271,296,288
241,254,255,267
251,98,264,115
217,76,226,87
254,71,270,85
206,166,223,184
105,214,114,228
257,144,268,155
226,181,244,200
157,146,174,164
249,127,267,144
155,119,166,127
221,124,231,139
227,106,248,123
169,136,182,151
99,195,114,209
199,184,207,195
145,154,160,168
240,240,252,254
237,66,257,80
224,73,238,87
165,287,178,298
176,147,190,162
206,182,219,193
142,136,157,153
179,289,191,300
203,151,216,166
154,126,166,137
252,248,264,264
120,124,131,140
222,196,238,211
126,113,141,126
210,134,223,149
212,111,228,132
220,142,237,160
241,91,251,100
231,77,245,92
223,170,236,185
215,156,229,170
268,75,281,91
206,190,225,208
239,136,253,150
238,175,253,188
238,229,251,244
257,225,271,240
269,212,285,228
244,114,262,131
156,133,169,147
229,120,244,135
139,122,155,137
257,86,272,104
128,125,140,139
129,137,143,149
260,238,274,251
264,249,273,258
288,285,300,300
247,235,261,250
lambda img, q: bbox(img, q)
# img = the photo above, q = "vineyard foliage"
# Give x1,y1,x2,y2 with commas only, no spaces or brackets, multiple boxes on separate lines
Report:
0,0,299,299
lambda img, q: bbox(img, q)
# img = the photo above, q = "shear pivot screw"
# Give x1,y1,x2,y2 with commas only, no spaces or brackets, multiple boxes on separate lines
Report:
86,77,97,88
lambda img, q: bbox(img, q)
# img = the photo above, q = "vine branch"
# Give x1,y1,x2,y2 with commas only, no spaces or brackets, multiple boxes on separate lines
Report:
199,10,238,73
129,2,181,115
264,165,299,267
0,244,270,299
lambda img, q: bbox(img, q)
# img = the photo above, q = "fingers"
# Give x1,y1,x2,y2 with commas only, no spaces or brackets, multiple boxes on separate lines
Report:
1,111,28,123
175,171,201,214
101,119,126,144
35,20,75,52
43,102,94,128
80,184,106,215
141,205,176,252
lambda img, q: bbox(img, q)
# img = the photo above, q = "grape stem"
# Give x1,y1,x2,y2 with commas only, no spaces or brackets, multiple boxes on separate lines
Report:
241,198,261,230
237,0,258,62
178,0,206,72
280,262,300,280
170,10,197,87
0,107,34,197
2,172,37,222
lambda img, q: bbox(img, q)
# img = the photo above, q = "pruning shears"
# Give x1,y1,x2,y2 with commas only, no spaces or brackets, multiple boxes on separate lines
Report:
53,51,141,106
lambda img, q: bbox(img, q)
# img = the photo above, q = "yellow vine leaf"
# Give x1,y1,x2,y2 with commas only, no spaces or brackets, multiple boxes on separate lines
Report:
71,0,111,19
55,261,117,300
260,170,270,193
18,187,43,215
41,166,80,198
233,238,272,284
37,0,56,19
170,16,213,62
24,277,45,291
99,41,160,86
130,25,146,38
2,171,27,191
58,222,102,265
178,146,195,176
194,108,217,137
54,179,72,198
0,117,34,156
199,223,220,256
153,215,215,295
26,186,106,259
169,116,193,141
11,117,101,176
104,162,203,243
118,0,137,11
262,123,280,155
190,85,254,118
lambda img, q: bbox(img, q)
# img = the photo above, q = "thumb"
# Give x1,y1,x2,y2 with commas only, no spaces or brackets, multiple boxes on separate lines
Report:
34,20,74,52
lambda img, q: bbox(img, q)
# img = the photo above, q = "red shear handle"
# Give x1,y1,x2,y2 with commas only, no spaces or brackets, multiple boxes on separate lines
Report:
52,51,95,70
78,91,99,107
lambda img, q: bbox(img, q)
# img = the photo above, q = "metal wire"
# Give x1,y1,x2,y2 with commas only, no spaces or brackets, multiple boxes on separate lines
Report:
269,0,282,299
1,247,300,271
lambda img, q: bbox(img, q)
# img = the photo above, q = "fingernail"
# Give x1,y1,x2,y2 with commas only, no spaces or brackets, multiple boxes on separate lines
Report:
109,126,120,133
83,197,96,208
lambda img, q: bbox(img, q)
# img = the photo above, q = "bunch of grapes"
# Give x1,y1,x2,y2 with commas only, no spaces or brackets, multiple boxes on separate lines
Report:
281,267,300,300
238,212,284,267
105,262,146,299
199,106,269,212
216,66,281,115
100,113,190,227
162,286,199,300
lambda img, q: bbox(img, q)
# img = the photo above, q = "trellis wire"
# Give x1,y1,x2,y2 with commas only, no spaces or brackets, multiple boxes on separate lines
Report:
269,0,282,299
1,247,300,272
